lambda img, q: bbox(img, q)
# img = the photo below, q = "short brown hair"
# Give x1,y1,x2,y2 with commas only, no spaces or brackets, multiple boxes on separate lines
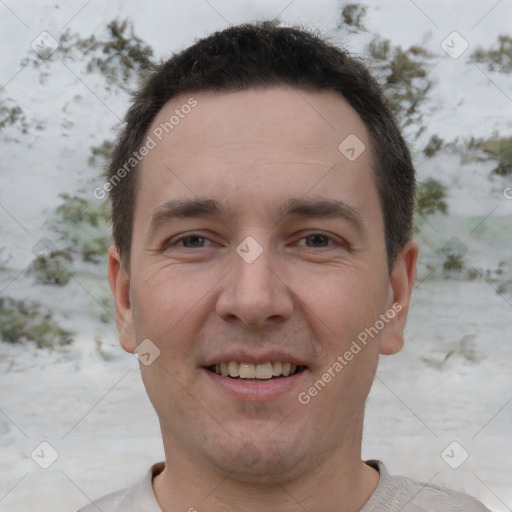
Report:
105,21,416,272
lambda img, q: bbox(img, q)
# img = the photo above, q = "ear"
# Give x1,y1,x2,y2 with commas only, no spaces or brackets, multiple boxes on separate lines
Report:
380,240,419,355
107,245,137,354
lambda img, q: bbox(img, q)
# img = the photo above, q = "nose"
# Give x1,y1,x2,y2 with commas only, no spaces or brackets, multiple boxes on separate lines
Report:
215,241,294,328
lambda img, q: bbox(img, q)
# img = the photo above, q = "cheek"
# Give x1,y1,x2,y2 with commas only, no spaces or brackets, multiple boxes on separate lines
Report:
131,264,217,340
305,267,386,401
291,264,388,340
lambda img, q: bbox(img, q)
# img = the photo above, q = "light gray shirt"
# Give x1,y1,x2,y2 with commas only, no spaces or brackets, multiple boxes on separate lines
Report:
77,460,491,511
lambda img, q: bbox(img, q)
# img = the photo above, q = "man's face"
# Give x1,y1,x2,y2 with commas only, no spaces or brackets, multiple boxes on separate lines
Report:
109,86,416,482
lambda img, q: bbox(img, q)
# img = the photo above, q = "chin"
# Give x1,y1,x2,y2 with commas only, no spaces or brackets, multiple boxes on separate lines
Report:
205,432,316,484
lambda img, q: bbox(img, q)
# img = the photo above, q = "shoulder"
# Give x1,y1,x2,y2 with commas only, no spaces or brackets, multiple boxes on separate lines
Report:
363,460,491,512
76,462,164,512
77,488,126,512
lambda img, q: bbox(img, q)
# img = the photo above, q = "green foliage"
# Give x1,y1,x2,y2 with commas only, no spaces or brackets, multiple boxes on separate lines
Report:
366,36,434,135
471,35,512,73
339,3,367,32
89,139,114,168
0,247,6,272
423,134,444,158
463,136,485,153
0,103,27,132
483,136,512,175
54,193,111,264
495,261,505,275
416,179,448,216
387,46,431,86
443,252,464,272
0,100,30,141
88,19,155,88
367,38,391,61
25,191,111,288
496,278,512,295
21,17,155,93
0,297,72,348
60,18,155,91
26,250,73,286
421,334,483,367
99,295,114,324
464,267,479,281
448,135,512,175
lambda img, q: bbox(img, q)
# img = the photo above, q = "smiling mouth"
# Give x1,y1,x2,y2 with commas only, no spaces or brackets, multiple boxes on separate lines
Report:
206,361,307,380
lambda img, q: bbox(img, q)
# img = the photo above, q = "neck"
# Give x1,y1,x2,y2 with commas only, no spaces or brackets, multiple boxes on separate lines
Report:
153,420,379,512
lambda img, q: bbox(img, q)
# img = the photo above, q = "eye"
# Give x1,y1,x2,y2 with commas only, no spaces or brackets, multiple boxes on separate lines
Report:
179,235,206,248
297,232,341,248
165,234,212,249
302,233,331,247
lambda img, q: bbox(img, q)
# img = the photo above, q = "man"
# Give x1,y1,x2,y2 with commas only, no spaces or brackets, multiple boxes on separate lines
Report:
80,21,490,512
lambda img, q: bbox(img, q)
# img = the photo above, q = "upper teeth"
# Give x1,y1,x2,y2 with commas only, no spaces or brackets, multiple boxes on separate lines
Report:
214,362,298,379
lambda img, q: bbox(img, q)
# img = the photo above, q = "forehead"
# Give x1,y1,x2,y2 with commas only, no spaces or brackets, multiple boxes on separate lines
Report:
147,86,369,159
135,86,380,226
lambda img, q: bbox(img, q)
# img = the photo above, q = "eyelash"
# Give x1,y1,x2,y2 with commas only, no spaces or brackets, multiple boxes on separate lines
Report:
165,232,345,250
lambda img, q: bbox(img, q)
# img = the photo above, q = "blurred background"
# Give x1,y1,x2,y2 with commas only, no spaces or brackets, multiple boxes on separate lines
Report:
0,0,511,510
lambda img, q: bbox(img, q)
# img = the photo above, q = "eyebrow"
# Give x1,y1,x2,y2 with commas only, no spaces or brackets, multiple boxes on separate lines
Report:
278,197,364,228
146,197,366,243
278,197,367,239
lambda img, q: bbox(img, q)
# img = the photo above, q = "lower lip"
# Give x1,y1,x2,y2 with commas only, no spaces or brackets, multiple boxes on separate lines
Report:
203,368,308,401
